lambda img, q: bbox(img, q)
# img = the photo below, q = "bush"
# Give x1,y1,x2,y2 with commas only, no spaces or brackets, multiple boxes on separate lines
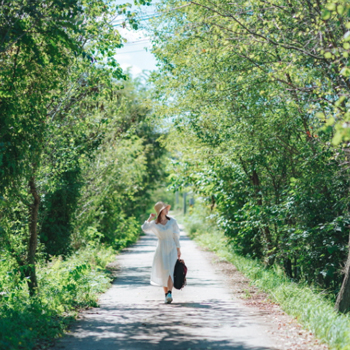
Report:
0,245,115,350
181,208,350,350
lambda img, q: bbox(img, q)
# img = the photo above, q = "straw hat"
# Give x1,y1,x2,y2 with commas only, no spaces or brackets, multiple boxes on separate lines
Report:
154,201,171,217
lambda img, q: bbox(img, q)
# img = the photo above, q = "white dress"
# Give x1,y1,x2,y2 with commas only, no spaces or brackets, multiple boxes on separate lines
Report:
141,217,181,287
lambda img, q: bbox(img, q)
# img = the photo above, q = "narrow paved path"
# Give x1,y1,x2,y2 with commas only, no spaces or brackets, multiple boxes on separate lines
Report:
53,226,280,350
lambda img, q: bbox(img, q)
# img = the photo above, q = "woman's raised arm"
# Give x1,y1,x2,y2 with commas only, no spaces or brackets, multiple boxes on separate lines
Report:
141,213,156,233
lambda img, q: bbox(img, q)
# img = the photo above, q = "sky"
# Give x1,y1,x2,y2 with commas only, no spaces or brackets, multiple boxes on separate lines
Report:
113,1,159,78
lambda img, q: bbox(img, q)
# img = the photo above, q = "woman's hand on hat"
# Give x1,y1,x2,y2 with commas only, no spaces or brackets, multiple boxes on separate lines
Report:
147,213,156,222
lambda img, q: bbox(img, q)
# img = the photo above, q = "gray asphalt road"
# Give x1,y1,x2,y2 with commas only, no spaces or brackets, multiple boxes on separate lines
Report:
52,226,280,350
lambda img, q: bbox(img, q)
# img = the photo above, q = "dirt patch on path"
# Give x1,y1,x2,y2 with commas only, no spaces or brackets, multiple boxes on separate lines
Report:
199,247,328,350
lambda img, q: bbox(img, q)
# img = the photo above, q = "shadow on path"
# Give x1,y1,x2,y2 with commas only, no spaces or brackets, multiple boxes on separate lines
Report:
63,298,275,350
53,227,280,350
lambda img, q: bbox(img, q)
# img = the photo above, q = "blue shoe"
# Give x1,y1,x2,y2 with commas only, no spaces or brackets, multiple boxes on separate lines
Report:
165,291,173,304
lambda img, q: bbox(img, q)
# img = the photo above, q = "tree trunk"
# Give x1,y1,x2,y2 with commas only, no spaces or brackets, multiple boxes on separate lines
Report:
26,176,40,296
251,170,262,205
251,170,274,264
210,195,215,211
335,233,350,313
284,258,292,278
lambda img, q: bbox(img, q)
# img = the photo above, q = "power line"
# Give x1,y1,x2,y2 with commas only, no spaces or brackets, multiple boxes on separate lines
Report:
123,39,151,46
113,2,192,27
117,48,152,54
113,12,159,22
112,12,162,27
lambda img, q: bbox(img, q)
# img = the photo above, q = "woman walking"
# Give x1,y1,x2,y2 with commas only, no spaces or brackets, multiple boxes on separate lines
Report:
141,201,181,304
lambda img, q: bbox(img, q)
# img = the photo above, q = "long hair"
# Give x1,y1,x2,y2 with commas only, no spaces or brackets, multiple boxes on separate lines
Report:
156,209,170,224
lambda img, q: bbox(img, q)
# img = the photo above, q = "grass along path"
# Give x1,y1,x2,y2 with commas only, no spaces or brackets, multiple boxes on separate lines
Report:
183,226,350,350
0,244,117,350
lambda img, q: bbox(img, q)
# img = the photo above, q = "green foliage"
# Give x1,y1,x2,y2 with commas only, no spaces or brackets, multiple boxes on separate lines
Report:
0,69,163,343
40,169,83,257
71,79,167,249
0,0,125,192
0,245,115,350
148,187,176,212
183,211,350,350
0,0,166,345
177,200,217,237
150,0,350,295
0,0,131,295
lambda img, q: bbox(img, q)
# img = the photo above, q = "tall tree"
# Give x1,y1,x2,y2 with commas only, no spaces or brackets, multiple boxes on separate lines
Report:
0,0,125,294
150,0,350,311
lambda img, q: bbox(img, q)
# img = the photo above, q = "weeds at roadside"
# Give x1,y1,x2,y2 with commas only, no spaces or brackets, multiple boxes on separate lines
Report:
178,206,350,350
0,245,116,350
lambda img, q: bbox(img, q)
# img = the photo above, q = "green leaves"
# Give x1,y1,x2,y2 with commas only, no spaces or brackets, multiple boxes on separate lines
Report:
321,9,332,20
151,0,350,293
0,0,161,310
0,245,115,350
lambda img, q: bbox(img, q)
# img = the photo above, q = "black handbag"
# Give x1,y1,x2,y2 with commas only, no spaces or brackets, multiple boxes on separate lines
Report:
173,259,187,290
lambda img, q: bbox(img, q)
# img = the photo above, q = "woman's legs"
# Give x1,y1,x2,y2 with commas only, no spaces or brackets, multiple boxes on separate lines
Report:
164,276,174,303
163,275,173,293
167,275,173,291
